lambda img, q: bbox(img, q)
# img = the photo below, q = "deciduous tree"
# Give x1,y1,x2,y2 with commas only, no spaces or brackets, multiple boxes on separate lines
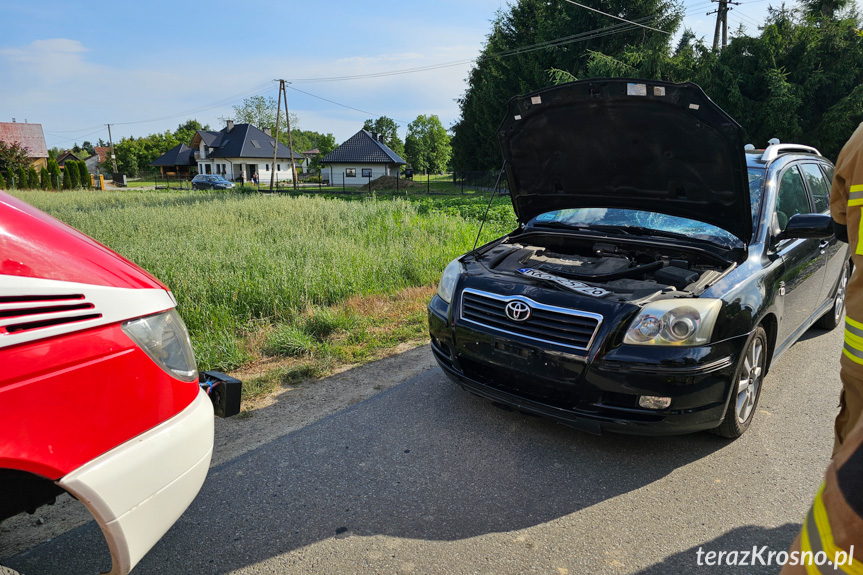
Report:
405,115,451,174
0,141,32,180
363,117,405,157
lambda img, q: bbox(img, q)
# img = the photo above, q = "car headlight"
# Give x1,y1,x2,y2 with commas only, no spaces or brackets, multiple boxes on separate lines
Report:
122,308,199,382
624,299,722,346
437,258,463,304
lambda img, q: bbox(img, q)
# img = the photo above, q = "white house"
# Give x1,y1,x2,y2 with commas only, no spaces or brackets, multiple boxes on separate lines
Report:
182,121,303,183
320,130,406,187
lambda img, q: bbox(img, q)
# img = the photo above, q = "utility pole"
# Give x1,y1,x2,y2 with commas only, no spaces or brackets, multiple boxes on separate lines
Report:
106,124,118,174
708,0,738,51
270,80,299,192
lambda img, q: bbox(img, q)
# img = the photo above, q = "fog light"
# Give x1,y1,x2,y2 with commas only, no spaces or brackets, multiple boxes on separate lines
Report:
639,395,672,409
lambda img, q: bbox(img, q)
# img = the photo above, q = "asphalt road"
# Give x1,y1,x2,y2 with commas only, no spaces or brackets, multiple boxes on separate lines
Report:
6,325,844,575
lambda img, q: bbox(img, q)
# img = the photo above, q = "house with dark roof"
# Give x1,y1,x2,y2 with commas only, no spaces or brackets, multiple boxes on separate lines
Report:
0,122,49,169
191,121,303,183
150,144,196,177
320,130,406,186
56,150,84,169
149,121,304,182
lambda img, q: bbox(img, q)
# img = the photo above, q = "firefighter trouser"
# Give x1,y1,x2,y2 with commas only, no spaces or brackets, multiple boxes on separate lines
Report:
837,350,863,455
839,251,863,454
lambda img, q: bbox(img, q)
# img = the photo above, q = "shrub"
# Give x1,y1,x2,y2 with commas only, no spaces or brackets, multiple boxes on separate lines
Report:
0,171,5,190
40,167,49,189
18,167,28,189
67,164,80,189
28,166,39,189
77,161,90,189
47,159,61,190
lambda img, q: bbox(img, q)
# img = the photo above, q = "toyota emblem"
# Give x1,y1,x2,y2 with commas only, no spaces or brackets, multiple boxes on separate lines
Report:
505,301,531,322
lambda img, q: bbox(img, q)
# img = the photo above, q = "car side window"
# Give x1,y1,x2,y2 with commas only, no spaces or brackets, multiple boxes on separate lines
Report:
775,165,811,231
800,163,830,213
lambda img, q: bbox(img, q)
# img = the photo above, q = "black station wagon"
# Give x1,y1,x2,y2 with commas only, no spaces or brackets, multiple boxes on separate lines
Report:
428,78,849,438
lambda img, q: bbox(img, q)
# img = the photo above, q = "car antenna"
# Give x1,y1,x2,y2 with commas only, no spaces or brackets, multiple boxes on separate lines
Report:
472,161,508,252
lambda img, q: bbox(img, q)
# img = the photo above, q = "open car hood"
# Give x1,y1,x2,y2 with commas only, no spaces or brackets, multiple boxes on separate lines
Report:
497,78,751,244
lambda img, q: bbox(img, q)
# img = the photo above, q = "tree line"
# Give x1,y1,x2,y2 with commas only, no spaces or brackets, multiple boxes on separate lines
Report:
451,0,863,170
0,141,91,191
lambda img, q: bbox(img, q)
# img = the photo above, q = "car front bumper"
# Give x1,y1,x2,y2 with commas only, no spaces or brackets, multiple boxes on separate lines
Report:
58,388,214,574
429,297,747,436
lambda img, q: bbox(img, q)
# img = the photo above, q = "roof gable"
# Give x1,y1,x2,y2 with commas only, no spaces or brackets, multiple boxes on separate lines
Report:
0,122,48,158
321,130,406,165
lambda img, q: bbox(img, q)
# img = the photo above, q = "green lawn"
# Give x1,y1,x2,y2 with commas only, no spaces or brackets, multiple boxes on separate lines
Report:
12,189,516,388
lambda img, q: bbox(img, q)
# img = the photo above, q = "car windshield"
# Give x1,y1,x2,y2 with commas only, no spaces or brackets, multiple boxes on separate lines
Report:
527,169,767,248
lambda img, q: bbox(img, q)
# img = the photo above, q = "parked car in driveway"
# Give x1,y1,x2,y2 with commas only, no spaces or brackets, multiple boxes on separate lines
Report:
0,191,240,574
429,78,849,438
192,174,234,190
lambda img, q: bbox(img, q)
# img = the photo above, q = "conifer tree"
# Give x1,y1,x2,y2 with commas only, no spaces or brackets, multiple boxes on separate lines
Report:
40,167,49,189
18,167,28,189
28,166,39,189
77,161,90,188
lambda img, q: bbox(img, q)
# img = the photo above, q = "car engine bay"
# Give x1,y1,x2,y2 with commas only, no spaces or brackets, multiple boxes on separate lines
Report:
477,233,737,302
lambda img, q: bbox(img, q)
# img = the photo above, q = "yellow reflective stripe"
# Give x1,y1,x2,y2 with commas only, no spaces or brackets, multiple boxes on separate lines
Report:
802,484,863,575
850,184,863,193
847,316,863,331
844,327,863,350
843,347,863,365
849,199,863,206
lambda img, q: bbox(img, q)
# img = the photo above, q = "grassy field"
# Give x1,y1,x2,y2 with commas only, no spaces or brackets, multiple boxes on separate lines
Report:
13,188,516,398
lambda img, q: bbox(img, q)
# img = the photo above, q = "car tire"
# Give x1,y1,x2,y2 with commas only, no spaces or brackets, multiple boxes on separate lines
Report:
816,259,850,330
712,325,767,439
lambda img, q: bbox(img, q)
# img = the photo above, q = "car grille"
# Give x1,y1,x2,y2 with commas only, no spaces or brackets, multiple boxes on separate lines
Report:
0,294,101,335
459,288,602,352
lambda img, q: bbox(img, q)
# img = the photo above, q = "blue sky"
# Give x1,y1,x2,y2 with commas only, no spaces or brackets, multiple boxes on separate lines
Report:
0,0,844,150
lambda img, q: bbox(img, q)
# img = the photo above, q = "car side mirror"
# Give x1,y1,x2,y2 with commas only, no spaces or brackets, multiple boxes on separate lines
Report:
779,213,834,240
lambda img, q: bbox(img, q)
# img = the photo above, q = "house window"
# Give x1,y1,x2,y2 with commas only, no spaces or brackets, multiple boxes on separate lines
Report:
362,168,372,177
346,168,356,177
205,164,212,174
266,164,270,171
277,164,281,171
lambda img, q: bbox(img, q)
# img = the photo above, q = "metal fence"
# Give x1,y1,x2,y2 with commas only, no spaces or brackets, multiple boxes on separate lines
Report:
452,170,509,194
154,176,192,190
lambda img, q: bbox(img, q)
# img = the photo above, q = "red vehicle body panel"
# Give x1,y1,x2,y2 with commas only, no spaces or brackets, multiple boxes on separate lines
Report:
0,191,197,479
0,323,199,478
0,191,167,290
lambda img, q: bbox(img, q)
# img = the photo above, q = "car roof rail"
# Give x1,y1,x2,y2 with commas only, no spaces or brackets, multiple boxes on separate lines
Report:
761,144,822,162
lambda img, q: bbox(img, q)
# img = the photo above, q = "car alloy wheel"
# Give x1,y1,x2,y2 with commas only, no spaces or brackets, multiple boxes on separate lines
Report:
712,325,767,438
735,336,763,424
817,260,849,330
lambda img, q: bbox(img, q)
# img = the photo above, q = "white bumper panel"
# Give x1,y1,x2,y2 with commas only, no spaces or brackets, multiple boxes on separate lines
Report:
59,389,214,575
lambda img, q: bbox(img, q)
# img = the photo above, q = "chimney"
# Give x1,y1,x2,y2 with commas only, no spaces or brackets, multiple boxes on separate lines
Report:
264,128,271,137
371,132,378,141
227,120,234,132
379,134,385,143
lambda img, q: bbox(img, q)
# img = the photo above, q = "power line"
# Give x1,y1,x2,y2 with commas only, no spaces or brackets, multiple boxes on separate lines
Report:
286,85,411,125
561,0,672,35
285,15,661,85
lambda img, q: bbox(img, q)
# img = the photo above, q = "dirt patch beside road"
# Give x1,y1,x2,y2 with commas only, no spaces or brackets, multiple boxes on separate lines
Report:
0,344,437,561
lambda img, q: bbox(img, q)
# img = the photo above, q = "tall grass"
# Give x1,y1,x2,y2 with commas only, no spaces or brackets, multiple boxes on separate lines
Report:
14,190,512,370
